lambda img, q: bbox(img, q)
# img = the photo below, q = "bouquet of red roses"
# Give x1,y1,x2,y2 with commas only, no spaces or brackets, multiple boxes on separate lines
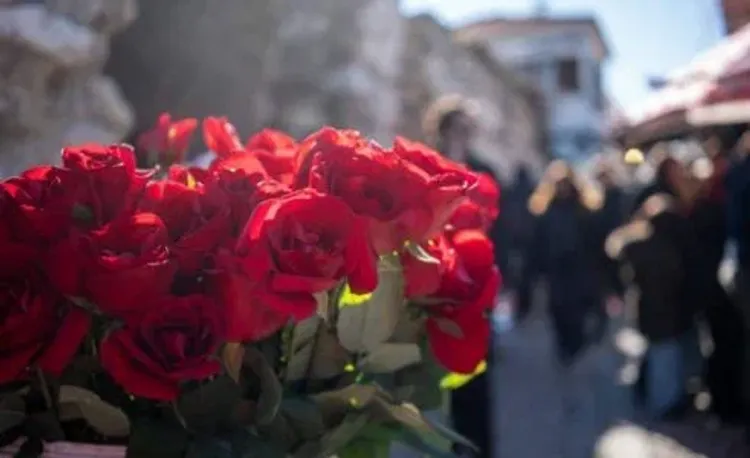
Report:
0,113,501,458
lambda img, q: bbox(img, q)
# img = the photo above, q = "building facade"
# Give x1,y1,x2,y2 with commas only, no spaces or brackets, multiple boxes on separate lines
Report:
722,0,750,35
457,17,609,163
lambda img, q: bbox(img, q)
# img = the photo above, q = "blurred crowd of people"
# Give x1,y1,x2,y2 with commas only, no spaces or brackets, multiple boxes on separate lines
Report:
426,95,750,457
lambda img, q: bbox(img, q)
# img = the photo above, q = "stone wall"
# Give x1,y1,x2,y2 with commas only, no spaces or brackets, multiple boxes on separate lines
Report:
106,0,403,146
398,14,546,181
0,1,136,176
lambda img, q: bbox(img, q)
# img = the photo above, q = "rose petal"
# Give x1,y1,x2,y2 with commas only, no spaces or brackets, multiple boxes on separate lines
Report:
36,306,91,375
100,330,180,401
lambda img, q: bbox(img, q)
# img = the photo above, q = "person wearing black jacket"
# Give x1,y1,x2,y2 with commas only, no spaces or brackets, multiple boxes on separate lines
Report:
504,166,536,323
591,163,627,340
606,158,708,419
527,161,603,366
427,98,502,458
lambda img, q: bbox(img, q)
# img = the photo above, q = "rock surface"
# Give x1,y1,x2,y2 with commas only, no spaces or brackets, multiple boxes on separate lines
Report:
0,1,136,176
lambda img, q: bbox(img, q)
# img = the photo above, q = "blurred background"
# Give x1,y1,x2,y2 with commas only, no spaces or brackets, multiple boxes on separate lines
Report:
2,1,750,456
0,0,734,180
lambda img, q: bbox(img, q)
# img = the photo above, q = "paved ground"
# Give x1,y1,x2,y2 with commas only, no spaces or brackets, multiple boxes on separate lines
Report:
392,294,749,457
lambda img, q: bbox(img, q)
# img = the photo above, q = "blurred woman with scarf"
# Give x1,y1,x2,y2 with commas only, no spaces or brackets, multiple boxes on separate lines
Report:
423,96,503,458
606,157,707,419
528,161,603,366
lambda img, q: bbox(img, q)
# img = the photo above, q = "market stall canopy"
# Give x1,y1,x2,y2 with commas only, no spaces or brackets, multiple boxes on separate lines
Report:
624,23,750,146
669,23,750,83
622,80,709,146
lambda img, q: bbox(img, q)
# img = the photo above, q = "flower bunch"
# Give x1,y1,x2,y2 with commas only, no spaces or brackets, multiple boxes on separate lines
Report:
0,113,501,458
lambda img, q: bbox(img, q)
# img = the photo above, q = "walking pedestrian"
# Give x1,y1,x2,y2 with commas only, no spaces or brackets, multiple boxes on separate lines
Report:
528,160,603,367
606,158,706,419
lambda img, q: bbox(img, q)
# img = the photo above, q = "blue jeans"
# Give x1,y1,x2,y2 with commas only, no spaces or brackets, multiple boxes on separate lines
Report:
643,329,702,417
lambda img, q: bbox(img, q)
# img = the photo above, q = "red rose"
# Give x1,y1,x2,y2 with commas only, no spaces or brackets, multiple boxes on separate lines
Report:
245,128,296,152
0,217,36,278
473,173,500,221
426,304,491,374
302,128,466,253
100,294,224,401
139,180,230,272
447,173,500,232
209,151,268,178
167,164,211,190
60,144,151,228
213,254,291,342
235,189,377,320
206,168,289,236
401,236,451,298
245,129,299,185
137,113,198,165
2,166,73,244
47,213,176,320
0,268,90,383
392,136,471,177
293,127,371,189
414,230,501,373
447,201,486,232
202,117,243,158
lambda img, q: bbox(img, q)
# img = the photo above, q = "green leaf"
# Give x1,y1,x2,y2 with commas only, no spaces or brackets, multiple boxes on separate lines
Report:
311,384,379,420
280,397,325,440
24,411,65,442
338,424,398,458
0,393,25,434
126,416,189,458
404,242,440,265
176,375,241,434
184,437,233,458
245,347,283,425
358,343,421,374
394,366,444,410
338,438,390,458
229,427,287,458
337,259,406,352
396,428,455,458
58,385,130,437
291,412,371,458
371,399,476,453
285,316,350,383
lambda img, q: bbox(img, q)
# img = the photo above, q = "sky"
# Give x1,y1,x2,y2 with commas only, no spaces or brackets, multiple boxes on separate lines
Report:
399,0,726,117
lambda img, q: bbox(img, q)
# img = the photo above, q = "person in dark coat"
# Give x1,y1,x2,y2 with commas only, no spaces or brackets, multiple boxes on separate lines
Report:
606,158,706,419
528,160,603,366
690,138,745,424
591,163,627,339
724,126,750,437
503,166,536,323
425,96,501,458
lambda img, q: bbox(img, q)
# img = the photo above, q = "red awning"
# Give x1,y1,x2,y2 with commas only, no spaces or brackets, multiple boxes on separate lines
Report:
625,24,750,144
687,71,750,126
624,80,710,145
669,23,750,83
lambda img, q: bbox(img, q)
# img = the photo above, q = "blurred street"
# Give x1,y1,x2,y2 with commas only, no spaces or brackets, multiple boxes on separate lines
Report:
393,292,748,458
491,297,748,458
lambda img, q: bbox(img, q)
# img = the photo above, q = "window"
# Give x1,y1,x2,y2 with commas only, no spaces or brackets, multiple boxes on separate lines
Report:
557,58,579,92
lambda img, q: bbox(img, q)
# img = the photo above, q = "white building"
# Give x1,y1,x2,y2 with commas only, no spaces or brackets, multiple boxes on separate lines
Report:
456,16,610,163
